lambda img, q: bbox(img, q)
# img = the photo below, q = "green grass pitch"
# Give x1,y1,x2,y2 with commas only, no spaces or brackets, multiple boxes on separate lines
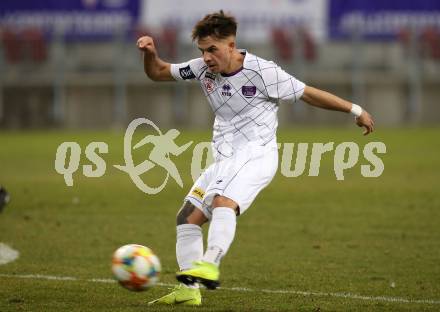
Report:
0,127,439,311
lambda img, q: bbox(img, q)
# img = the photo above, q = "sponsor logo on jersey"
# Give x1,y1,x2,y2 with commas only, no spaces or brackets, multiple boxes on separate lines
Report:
203,79,215,93
221,84,232,97
179,65,196,80
242,85,257,97
205,71,216,80
191,187,205,200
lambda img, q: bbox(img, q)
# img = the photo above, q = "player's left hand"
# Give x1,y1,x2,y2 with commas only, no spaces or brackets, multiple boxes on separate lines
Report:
355,110,374,135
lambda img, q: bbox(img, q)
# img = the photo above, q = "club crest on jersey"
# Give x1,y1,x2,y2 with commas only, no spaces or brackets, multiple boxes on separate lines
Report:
203,78,215,93
221,84,232,97
242,85,256,98
179,65,196,80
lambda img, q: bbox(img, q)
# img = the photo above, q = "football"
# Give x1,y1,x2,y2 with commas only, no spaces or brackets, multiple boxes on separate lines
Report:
112,244,161,291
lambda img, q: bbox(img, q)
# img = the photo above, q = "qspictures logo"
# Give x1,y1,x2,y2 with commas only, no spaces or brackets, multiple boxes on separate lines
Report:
54,118,386,195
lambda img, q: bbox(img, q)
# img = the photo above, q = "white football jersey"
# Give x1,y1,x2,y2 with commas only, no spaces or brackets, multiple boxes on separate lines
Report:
170,50,305,160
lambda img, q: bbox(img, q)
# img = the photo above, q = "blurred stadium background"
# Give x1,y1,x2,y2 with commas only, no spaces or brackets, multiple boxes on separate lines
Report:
1,0,439,130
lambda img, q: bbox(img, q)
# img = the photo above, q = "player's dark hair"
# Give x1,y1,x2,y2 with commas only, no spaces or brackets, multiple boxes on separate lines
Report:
192,10,237,41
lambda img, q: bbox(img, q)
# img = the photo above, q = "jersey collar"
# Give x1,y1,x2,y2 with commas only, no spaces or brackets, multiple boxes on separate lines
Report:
220,49,248,77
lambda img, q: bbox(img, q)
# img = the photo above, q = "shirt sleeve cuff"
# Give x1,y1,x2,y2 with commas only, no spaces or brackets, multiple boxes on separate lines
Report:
170,64,180,81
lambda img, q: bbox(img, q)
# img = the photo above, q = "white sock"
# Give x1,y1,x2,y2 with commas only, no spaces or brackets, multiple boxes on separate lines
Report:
176,224,203,271
203,207,236,266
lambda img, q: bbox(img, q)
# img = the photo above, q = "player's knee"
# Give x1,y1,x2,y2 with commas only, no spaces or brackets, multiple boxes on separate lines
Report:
212,195,238,211
176,201,207,226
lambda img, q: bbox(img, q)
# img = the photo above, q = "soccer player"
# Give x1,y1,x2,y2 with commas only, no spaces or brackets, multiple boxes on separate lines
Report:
137,11,374,306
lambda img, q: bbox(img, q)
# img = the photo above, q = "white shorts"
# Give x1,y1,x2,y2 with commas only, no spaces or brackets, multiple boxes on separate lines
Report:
185,142,278,220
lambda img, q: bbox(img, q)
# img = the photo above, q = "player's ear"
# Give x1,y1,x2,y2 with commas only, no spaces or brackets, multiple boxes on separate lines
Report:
228,39,235,51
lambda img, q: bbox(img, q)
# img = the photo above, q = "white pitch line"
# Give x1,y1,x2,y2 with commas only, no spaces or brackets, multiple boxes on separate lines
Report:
0,273,439,305
0,243,19,265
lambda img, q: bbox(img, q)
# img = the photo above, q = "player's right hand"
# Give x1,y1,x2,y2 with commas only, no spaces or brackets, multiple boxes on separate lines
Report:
137,36,156,55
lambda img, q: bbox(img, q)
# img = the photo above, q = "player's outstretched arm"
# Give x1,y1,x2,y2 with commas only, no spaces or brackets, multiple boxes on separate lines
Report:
137,36,174,81
301,86,375,135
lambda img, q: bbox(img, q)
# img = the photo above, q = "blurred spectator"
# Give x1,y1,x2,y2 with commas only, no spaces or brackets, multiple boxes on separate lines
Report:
271,27,316,63
271,27,293,62
420,27,440,60
0,27,47,64
399,27,440,60
1,28,22,64
21,28,47,63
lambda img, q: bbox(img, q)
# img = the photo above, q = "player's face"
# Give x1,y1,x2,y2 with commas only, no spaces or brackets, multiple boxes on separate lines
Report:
197,36,234,74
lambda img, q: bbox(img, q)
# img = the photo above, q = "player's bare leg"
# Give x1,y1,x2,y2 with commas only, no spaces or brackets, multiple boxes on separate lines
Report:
177,195,238,289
